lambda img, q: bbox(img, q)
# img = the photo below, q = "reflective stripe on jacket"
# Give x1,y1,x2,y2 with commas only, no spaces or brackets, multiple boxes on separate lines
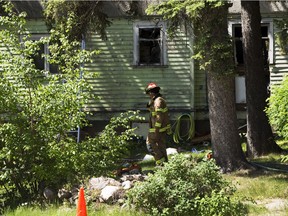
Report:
148,95,171,135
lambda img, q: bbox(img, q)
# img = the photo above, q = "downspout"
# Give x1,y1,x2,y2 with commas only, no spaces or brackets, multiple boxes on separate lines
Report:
76,35,85,143
188,24,195,118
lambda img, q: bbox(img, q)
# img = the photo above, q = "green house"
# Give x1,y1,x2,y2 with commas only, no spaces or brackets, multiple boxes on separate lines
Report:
7,1,288,138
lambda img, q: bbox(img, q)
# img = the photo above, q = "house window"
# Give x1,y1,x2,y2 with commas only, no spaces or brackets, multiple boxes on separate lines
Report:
230,22,274,69
233,25,270,66
133,21,167,66
228,20,274,104
29,34,58,74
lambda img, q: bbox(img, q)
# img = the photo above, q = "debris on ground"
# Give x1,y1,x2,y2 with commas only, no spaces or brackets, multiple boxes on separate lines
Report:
115,163,142,177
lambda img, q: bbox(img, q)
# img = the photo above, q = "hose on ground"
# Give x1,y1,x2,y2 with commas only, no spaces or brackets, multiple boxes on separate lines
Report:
249,161,288,173
172,114,195,144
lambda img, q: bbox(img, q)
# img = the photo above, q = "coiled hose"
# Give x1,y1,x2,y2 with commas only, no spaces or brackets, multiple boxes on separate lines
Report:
172,114,195,144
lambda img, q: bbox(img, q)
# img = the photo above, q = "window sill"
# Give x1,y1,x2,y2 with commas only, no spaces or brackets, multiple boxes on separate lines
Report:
132,64,169,68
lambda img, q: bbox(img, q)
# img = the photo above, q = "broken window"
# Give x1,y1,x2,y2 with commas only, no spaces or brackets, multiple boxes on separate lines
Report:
133,21,167,66
233,25,270,68
230,22,273,104
29,34,59,74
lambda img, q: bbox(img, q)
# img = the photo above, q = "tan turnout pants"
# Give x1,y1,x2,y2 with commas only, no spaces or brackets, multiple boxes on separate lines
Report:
146,131,168,164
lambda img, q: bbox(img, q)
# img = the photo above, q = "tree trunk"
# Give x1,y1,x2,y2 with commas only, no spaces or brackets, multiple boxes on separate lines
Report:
207,73,249,172
241,0,282,157
199,4,250,172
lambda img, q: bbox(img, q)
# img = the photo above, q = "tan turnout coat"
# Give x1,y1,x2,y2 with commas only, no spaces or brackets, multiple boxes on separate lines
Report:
146,95,171,162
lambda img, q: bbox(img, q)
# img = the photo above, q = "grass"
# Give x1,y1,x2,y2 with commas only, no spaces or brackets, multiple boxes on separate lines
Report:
4,139,288,216
4,204,146,216
225,170,288,215
223,139,288,215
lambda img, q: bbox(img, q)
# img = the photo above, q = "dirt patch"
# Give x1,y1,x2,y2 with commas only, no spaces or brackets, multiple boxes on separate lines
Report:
256,198,287,211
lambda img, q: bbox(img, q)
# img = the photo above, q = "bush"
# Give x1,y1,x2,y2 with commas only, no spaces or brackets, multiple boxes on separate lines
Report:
266,76,288,140
0,2,143,209
0,1,95,208
74,111,144,179
0,110,142,208
127,154,247,216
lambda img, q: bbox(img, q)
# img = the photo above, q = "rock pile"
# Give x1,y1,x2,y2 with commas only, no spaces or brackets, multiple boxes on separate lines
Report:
49,148,180,205
87,174,148,204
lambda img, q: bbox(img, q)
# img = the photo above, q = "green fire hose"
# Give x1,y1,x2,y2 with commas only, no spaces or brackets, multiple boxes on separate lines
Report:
172,114,195,144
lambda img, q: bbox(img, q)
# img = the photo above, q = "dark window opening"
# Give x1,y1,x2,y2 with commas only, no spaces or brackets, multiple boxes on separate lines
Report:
31,38,59,74
32,43,45,71
261,26,268,37
234,26,242,37
235,40,244,65
138,28,161,65
233,25,269,67
233,24,271,97
49,62,59,74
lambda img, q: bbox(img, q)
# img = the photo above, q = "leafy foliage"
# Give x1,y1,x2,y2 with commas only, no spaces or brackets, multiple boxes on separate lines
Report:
274,19,288,55
0,2,145,209
44,0,111,41
127,154,247,216
75,111,144,179
146,0,234,74
0,1,109,209
266,77,288,141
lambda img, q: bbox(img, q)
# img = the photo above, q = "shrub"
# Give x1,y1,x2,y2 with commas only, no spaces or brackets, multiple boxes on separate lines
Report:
127,154,247,216
266,76,288,140
74,111,144,179
0,2,143,209
0,1,96,208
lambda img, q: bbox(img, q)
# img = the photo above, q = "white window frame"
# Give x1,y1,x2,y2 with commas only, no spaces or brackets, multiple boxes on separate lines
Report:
133,21,167,66
228,19,274,65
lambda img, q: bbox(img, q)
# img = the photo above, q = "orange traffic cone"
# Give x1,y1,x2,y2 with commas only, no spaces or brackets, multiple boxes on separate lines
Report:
76,187,87,216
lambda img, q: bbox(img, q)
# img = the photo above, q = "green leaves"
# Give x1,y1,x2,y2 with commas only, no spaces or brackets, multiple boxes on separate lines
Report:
266,76,288,140
146,0,234,75
72,111,144,178
127,154,247,215
44,0,111,41
274,19,288,55
147,0,226,21
0,1,99,206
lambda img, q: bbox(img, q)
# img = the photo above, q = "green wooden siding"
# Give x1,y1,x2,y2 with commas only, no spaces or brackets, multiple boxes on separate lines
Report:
2,2,288,124
270,45,288,85
25,19,48,34
194,68,208,111
84,19,194,120
5,18,288,122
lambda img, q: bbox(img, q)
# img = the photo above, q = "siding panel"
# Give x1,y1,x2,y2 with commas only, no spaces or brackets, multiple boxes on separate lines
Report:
270,26,288,85
85,19,193,119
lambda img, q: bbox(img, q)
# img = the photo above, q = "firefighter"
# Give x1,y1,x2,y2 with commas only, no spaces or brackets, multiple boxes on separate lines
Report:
145,82,172,166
